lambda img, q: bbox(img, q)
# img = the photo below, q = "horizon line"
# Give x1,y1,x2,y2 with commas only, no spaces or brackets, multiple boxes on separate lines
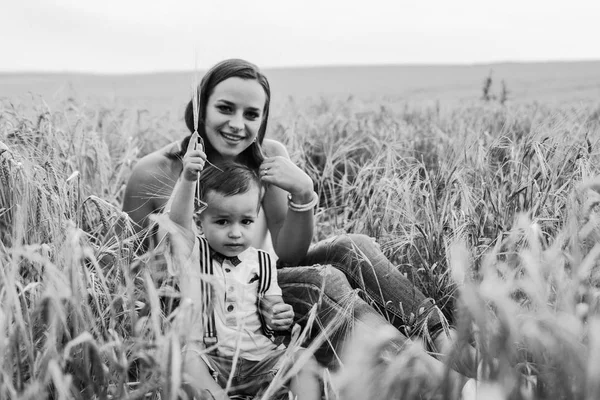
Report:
1,58,599,77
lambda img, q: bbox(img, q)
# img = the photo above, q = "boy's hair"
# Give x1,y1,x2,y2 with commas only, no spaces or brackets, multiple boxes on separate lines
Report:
198,162,264,210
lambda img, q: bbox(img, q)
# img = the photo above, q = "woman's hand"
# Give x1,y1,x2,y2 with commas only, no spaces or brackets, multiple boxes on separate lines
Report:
259,156,314,200
182,132,206,181
260,296,295,331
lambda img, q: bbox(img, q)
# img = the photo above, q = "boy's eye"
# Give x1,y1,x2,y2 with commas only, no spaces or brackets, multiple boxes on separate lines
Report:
215,219,228,225
242,219,254,225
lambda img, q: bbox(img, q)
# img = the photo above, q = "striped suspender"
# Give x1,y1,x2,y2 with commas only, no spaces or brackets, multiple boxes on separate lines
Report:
198,236,275,344
198,238,218,346
257,250,275,338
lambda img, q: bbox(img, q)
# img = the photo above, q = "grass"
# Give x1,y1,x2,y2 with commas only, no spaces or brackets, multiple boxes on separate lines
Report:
1,91,600,399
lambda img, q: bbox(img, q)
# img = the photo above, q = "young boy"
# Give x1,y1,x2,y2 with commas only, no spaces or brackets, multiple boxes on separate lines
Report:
166,143,319,400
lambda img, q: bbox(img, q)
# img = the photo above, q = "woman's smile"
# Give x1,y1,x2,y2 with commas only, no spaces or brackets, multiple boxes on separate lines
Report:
219,130,246,144
203,77,266,158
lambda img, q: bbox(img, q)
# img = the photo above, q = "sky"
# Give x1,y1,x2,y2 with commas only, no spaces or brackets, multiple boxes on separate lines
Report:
2,0,600,74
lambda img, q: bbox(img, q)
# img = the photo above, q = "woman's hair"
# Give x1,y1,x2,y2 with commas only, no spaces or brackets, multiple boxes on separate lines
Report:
170,59,271,171
198,161,264,211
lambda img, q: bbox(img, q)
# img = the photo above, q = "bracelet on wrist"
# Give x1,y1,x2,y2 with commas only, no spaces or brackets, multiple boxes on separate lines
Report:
288,191,319,212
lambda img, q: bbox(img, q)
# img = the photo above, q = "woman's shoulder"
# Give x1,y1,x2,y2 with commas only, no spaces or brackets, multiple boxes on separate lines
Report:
125,141,182,204
262,138,290,158
130,141,182,182
123,140,183,227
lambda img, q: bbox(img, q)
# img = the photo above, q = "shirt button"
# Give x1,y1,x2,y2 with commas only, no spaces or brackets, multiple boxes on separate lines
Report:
225,268,231,273
227,304,234,312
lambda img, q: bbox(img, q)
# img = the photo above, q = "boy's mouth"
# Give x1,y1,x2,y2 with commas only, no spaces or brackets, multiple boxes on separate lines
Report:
224,243,245,251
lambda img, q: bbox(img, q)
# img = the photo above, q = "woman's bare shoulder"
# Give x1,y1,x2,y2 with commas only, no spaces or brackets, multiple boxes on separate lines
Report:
262,138,290,158
124,142,182,208
130,142,181,181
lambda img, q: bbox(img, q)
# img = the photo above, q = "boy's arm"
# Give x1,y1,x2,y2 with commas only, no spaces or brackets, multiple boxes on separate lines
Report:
257,251,294,331
154,176,196,264
155,132,205,277
168,131,205,230
260,295,294,331
167,178,196,230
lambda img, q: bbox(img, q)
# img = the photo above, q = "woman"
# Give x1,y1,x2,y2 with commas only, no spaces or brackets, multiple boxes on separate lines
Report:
122,59,474,387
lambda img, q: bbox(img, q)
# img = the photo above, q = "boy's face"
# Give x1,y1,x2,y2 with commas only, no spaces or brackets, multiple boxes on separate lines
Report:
198,186,261,257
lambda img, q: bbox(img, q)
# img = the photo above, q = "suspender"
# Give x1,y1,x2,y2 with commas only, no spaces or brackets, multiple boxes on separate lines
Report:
256,249,274,338
198,237,218,346
198,237,275,346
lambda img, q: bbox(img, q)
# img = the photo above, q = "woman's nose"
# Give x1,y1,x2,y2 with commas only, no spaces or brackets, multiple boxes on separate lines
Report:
228,113,244,131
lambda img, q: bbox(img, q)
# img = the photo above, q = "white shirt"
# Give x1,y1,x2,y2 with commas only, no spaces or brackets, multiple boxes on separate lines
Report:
173,234,282,361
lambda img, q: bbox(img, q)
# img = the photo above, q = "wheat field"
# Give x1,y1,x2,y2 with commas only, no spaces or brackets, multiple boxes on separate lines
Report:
2,66,600,399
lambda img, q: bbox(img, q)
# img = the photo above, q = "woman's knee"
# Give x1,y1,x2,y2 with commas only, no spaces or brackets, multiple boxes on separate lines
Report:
279,265,355,316
321,234,381,266
331,233,377,252
322,264,351,285
318,265,362,305
280,265,353,294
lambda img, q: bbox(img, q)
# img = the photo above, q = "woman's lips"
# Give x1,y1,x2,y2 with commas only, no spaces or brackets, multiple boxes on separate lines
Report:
220,131,244,143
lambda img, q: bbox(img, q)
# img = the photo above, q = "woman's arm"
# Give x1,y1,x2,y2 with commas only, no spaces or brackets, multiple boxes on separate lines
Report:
122,160,162,235
121,151,182,253
122,147,183,229
261,139,315,265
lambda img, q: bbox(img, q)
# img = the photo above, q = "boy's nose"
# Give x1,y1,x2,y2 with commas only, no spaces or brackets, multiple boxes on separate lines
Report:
228,226,241,238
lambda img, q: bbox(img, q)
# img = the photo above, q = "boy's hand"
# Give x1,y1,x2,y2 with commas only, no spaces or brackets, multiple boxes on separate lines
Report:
183,131,207,181
260,297,294,331
271,303,294,330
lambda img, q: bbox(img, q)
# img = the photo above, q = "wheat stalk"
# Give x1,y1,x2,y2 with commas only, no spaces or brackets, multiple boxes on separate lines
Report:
191,65,222,173
83,195,110,233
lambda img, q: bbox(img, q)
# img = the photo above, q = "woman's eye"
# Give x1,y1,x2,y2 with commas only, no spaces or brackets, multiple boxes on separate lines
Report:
217,105,232,113
245,111,260,120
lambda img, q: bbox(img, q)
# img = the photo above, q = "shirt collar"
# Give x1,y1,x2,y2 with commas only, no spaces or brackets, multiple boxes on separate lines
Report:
210,249,242,266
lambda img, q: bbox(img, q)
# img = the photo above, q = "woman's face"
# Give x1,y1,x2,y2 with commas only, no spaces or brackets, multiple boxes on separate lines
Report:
204,77,266,161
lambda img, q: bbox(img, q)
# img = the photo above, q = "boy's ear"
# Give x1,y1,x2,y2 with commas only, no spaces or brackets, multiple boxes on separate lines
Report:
193,212,204,234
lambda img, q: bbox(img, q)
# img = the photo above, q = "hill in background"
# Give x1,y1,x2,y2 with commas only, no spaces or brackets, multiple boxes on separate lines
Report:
2,60,599,114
